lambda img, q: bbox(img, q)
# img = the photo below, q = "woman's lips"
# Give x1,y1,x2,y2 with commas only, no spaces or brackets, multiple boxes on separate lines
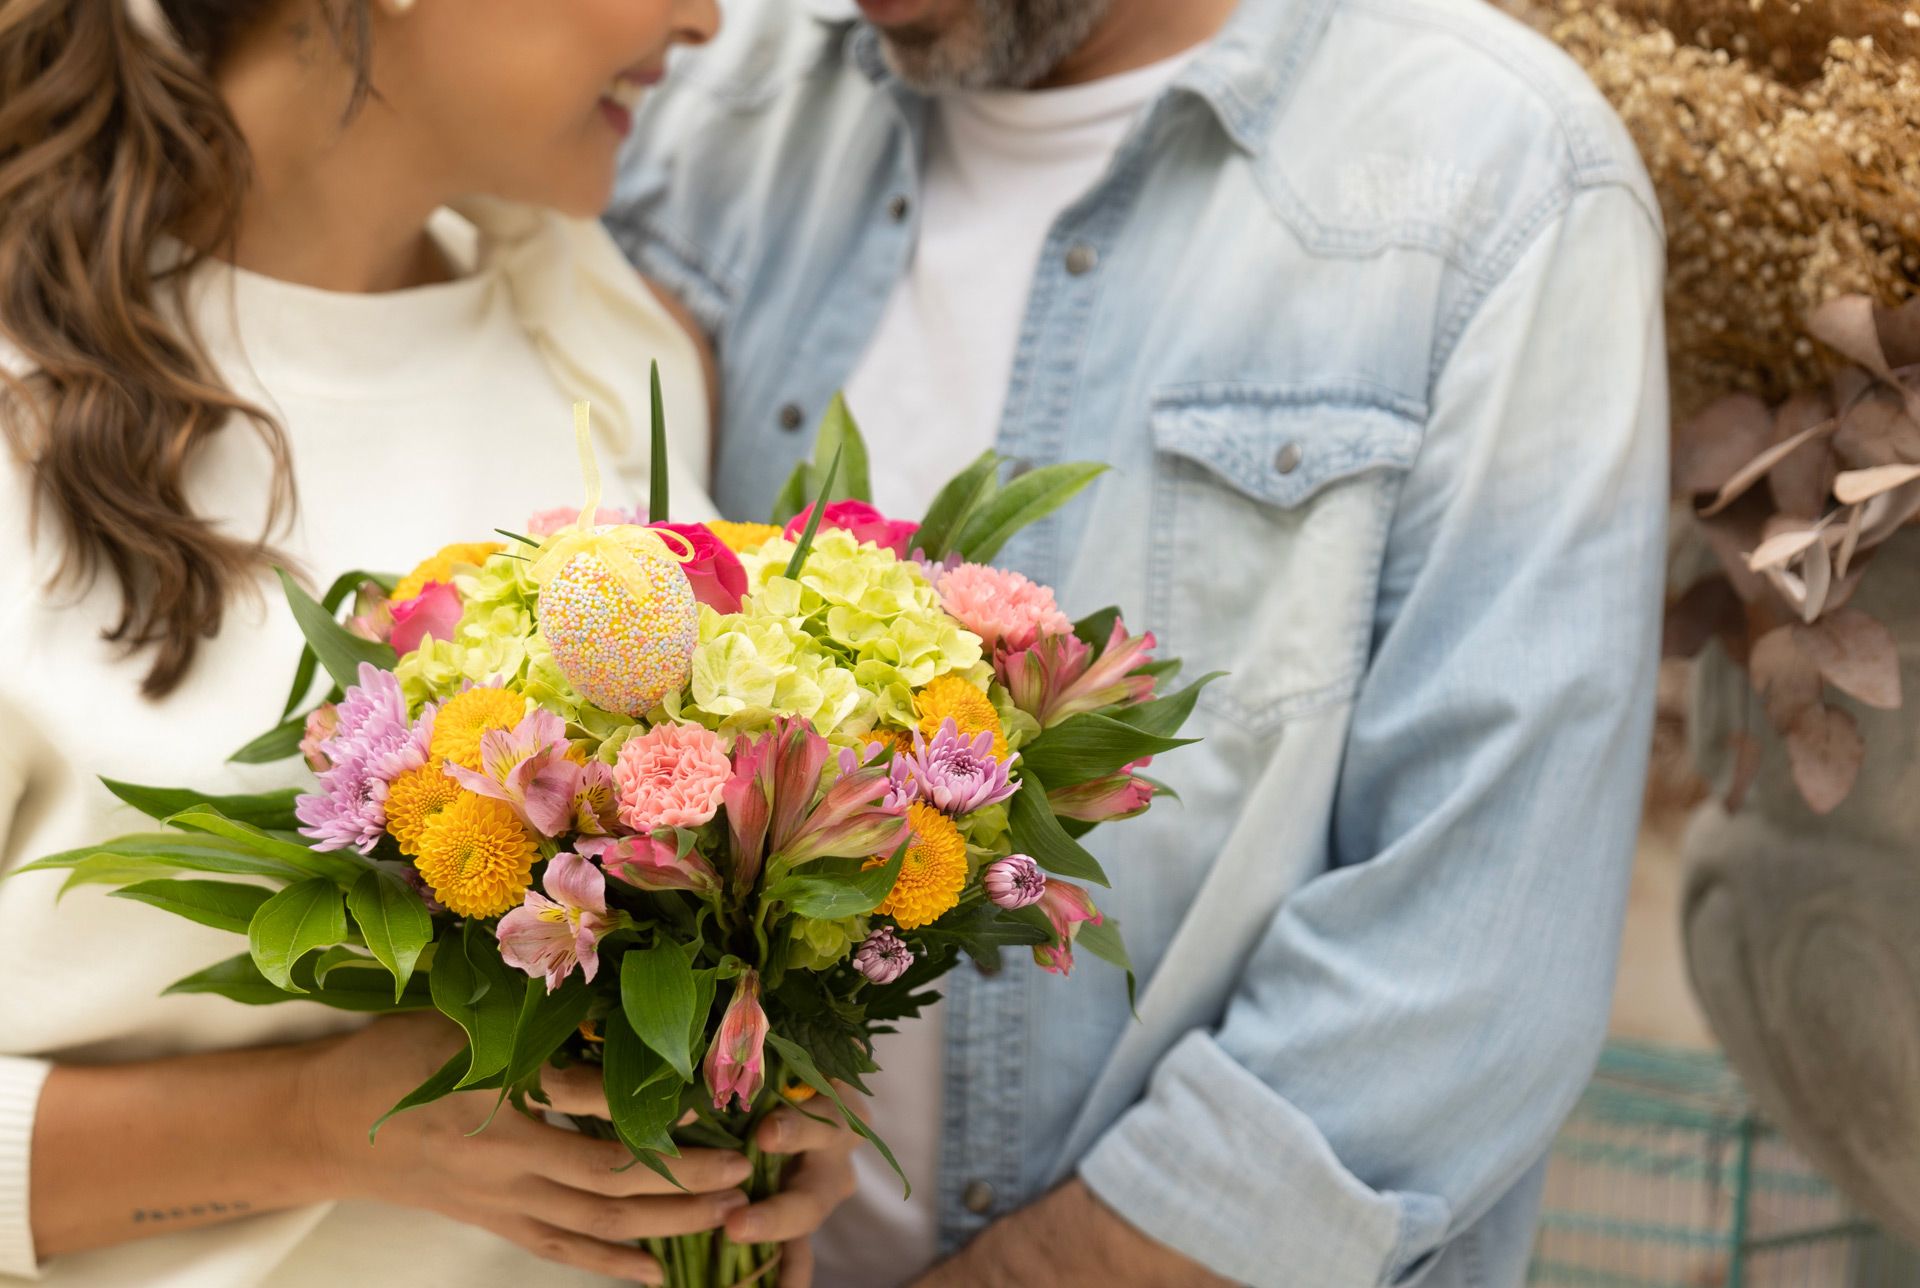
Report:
855,0,934,28
598,98,634,137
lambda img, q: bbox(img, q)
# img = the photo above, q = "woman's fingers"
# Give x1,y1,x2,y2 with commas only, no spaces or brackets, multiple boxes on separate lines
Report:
724,1153,856,1244
754,1102,854,1156
480,1215,665,1284
525,1178,751,1242
540,1063,611,1117
782,1234,815,1288
524,1129,754,1196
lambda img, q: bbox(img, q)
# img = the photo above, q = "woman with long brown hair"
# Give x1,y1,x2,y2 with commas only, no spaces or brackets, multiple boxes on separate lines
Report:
0,0,856,1283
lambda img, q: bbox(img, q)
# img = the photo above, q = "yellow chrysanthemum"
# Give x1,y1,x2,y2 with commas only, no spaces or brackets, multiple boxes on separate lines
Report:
707,521,783,555
914,674,1008,760
412,794,537,918
874,803,968,930
393,541,505,602
384,761,466,856
430,686,528,771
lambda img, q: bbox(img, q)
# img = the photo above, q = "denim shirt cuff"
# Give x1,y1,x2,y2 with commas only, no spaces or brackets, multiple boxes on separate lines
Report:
1077,1031,1451,1288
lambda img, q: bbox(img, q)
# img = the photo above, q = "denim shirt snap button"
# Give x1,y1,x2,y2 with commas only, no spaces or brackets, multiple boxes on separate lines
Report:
888,194,912,223
1065,244,1099,275
778,403,805,432
1274,442,1303,475
962,1180,996,1214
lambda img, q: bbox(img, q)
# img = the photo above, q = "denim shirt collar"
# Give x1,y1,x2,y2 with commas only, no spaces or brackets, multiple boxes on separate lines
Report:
819,0,1339,156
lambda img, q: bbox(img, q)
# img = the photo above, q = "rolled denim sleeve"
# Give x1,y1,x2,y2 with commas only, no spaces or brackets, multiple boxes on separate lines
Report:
1079,182,1670,1286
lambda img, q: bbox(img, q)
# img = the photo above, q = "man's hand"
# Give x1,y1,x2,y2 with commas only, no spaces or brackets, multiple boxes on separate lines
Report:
909,1179,1232,1288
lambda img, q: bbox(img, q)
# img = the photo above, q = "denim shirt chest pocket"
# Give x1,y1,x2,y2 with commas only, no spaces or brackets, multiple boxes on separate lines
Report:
1145,387,1424,735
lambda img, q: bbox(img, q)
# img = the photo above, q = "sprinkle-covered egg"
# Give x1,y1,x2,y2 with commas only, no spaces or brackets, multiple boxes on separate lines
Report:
538,540,698,717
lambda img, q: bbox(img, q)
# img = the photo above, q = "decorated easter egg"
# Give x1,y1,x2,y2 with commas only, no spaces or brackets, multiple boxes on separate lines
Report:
539,542,699,717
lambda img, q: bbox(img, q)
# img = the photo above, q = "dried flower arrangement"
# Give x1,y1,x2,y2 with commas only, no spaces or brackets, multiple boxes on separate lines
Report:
1504,0,1920,813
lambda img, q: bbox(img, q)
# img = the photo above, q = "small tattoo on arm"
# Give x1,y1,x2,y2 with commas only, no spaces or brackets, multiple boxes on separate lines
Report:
131,1200,251,1226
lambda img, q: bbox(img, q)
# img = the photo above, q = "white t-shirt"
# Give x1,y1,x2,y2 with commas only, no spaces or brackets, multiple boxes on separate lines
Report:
0,203,712,1286
824,51,1193,1287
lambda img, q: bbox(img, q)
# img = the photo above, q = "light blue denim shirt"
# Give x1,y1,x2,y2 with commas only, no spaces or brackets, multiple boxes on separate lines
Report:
610,1,1669,1282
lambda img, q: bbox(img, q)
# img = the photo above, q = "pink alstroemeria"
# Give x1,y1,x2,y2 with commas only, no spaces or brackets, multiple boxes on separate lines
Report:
344,580,394,643
1048,758,1156,823
704,971,769,1112
444,707,581,838
388,581,464,655
721,732,776,894
1031,879,1102,976
299,704,340,773
496,852,618,992
571,759,619,836
776,757,911,868
577,834,721,897
995,620,1157,728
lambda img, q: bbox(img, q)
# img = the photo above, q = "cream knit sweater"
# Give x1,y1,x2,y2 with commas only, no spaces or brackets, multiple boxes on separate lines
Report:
0,202,713,1285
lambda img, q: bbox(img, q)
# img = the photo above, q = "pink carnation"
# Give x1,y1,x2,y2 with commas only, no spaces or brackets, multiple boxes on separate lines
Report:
936,563,1073,654
613,723,733,833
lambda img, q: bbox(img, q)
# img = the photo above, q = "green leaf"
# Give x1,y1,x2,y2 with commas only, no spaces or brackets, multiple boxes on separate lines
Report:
431,927,522,1087
648,360,671,524
1109,673,1224,740
111,878,273,934
1072,606,1122,653
164,951,433,1011
164,806,364,884
164,953,303,1006
603,1012,686,1161
767,839,906,920
281,568,390,719
1007,775,1109,886
622,942,699,1082
769,462,811,528
688,967,717,1057
783,442,843,580
765,1032,906,1195
229,709,316,765
276,567,397,694
1075,917,1137,1011
298,956,436,1011
17,834,308,891
813,393,872,505
952,462,1107,564
102,778,303,832
1018,712,1198,789
247,878,348,991
311,945,375,986
348,868,434,1002
478,977,596,1132
916,450,1004,560
370,1048,472,1141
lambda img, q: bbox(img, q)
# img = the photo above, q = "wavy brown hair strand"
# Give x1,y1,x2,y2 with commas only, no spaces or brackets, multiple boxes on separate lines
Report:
0,0,365,698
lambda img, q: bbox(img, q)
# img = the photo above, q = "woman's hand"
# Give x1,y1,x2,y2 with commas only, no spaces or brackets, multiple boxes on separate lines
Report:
724,1088,866,1288
306,1013,753,1284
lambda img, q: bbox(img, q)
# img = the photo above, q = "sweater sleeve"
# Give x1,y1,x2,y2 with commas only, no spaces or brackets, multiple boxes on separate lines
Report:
0,1055,50,1279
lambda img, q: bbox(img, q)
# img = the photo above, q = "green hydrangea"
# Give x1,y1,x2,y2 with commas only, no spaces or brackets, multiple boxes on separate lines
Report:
671,607,872,739
789,915,868,972
396,552,590,717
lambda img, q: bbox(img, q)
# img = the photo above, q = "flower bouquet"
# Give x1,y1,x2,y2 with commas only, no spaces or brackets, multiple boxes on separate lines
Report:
20,382,1209,1286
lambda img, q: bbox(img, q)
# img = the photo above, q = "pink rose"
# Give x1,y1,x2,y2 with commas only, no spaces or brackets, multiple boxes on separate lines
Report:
613,723,734,833
783,500,920,559
388,581,464,656
650,522,748,614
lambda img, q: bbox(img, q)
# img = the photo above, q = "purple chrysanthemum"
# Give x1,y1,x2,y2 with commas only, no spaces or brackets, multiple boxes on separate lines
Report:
983,854,1047,910
886,719,1019,816
853,926,914,985
295,663,433,852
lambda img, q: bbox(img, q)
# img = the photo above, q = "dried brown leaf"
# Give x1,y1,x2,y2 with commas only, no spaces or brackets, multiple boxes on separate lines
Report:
1747,524,1823,573
1791,608,1902,711
1810,296,1892,380
1663,577,1744,660
1784,703,1865,816
1749,625,1822,731
1766,392,1838,519
1834,503,1864,578
1698,418,1838,518
1833,393,1920,468
1855,479,1920,550
1834,462,1920,505
1876,299,1920,371
1674,394,1776,498
1697,500,1772,602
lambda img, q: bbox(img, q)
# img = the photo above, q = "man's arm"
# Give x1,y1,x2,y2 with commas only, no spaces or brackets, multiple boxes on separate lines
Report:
919,180,1669,1287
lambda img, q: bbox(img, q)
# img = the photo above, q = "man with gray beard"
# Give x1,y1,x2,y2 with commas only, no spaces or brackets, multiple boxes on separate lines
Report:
611,0,1669,1283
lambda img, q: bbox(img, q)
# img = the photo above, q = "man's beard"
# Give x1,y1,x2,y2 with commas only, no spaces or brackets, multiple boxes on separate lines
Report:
877,0,1117,91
